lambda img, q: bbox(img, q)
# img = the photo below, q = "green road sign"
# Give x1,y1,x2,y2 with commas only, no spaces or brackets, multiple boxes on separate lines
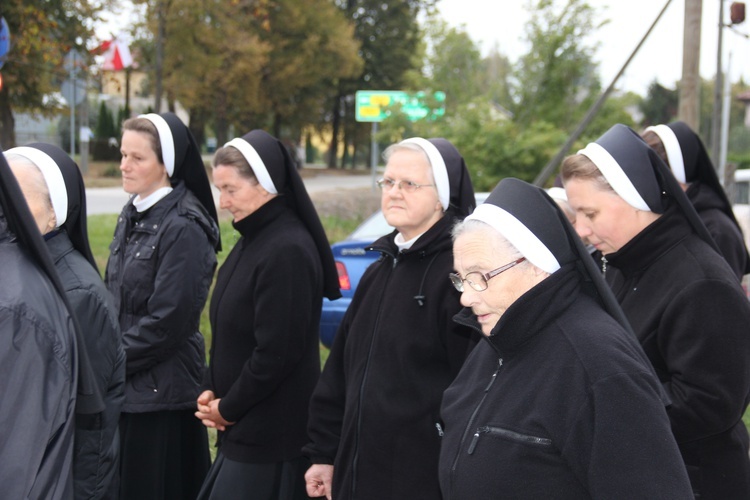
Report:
355,90,446,123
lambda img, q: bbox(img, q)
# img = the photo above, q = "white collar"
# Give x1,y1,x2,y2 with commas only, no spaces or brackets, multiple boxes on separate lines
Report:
133,186,173,212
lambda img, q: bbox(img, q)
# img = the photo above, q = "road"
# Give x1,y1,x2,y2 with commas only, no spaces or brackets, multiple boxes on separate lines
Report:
86,171,376,215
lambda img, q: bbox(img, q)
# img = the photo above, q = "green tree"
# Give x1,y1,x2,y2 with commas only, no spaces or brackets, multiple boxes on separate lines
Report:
328,0,434,168
639,80,678,127
511,0,604,131
0,0,109,147
423,19,483,114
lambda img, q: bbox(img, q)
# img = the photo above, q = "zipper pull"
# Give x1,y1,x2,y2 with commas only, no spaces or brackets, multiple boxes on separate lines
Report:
484,358,502,392
435,422,444,437
601,255,608,276
468,430,481,454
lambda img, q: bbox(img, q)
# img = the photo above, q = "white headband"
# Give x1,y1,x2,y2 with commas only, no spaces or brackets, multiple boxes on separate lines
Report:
139,113,176,177
645,124,686,184
466,203,560,273
223,138,278,194
6,146,68,227
546,186,568,202
578,142,651,211
400,137,450,211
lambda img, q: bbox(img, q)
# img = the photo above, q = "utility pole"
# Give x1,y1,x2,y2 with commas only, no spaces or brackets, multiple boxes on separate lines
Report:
711,0,726,163
678,0,702,129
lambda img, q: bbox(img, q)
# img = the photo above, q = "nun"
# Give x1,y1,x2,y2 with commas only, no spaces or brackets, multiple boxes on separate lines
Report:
193,130,340,499
642,121,750,280
6,143,125,499
439,178,692,498
106,112,221,498
304,137,477,500
0,150,103,498
562,123,750,499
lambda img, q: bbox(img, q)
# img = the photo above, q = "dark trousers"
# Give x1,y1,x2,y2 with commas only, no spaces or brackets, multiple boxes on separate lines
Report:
197,452,309,500
119,409,210,500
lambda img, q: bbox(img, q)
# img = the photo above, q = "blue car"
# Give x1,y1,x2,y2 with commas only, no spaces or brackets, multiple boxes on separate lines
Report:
319,193,488,347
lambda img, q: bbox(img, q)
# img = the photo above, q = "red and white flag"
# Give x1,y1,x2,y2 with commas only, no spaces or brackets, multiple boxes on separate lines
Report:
93,37,133,71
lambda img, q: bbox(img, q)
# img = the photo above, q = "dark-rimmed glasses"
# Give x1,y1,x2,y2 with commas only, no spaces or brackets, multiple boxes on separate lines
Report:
376,178,435,193
449,257,526,292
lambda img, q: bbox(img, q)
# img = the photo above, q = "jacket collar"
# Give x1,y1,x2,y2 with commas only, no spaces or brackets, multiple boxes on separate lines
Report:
231,196,287,244
369,211,458,258
605,205,691,277
44,230,75,264
454,264,580,357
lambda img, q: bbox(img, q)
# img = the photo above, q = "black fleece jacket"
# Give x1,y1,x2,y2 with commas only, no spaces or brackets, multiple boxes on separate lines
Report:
304,213,477,500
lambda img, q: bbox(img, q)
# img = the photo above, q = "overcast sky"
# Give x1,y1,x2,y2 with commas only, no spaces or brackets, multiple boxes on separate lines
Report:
437,0,750,96
98,1,750,97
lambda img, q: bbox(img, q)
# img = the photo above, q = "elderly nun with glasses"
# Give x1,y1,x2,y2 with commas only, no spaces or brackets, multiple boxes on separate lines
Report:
439,178,692,499
304,137,477,500
562,123,750,499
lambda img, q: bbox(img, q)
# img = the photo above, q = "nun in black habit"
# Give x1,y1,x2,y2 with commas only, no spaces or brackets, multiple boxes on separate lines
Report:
642,121,750,280
106,112,221,499
563,123,750,499
0,149,104,498
195,129,339,500
6,143,126,500
304,137,477,500
439,178,692,499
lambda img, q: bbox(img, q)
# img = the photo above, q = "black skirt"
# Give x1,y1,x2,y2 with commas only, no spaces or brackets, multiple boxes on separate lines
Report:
119,409,210,500
196,452,309,500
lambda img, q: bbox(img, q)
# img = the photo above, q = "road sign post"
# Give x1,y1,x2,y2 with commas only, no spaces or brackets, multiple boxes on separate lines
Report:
355,90,446,189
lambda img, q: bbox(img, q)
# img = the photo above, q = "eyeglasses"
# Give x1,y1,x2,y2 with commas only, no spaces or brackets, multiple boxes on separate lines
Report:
449,257,526,292
376,178,435,193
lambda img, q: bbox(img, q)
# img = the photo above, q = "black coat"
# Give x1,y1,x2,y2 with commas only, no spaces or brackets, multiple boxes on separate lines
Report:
687,181,748,280
105,181,219,412
304,213,477,499
439,266,692,499
606,206,750,499
47,231,126,499
204,197,323,463
0,221,77,499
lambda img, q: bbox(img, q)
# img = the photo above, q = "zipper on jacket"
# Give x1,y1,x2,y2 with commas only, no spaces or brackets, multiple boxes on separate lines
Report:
468,426,552,455
451,358,502,473
436,422,444,437
601,255,608,276
351,247,396,498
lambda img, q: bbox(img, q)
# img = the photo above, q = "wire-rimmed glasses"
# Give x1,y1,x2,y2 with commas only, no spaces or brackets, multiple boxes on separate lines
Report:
449,257,526,292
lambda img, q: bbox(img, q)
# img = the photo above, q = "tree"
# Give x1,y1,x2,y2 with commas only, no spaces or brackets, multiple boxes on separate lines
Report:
0,0,108,147
423,18,483,114
511,0,604,131
639,80,678,127
328,0,434,168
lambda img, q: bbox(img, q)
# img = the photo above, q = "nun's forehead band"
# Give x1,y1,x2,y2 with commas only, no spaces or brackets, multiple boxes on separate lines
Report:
465,203,560,274
399,137,449,211
577,142,651,211
645,124,686,184
223,138,278,194
5,146,68,227
139,113,176,177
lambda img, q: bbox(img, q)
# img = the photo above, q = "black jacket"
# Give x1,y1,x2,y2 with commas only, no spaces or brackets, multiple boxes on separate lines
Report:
105,181,219,412
47,231,126,499
304,213,477,499
687,181,748,280
204,197,323,463
439,266,693,499
0,221,77,499
606,206,750,498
